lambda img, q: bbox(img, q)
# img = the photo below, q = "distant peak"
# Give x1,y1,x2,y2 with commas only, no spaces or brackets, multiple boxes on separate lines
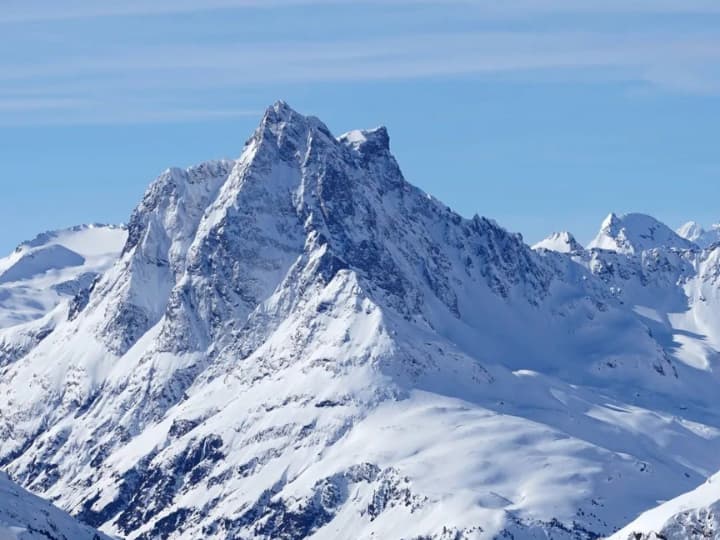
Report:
677,220,704,242
532,231,582,253
589,212,695,254
677,220,720,248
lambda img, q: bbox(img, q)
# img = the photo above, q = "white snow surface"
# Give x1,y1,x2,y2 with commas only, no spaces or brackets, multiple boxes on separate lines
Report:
0,224,126,327
2,102,720,539
609,471,720,539
0,224,126,368
0,472,110,540
532,231,582,253
588,212,696,254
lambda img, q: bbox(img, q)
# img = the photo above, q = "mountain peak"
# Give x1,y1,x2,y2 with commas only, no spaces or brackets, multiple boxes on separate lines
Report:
677,220,704,242
532,231,582,253
252,101,336,164
259,100,331,136
7,104,720,540
588,212,696,254
261,100,299,125
677,220,720,248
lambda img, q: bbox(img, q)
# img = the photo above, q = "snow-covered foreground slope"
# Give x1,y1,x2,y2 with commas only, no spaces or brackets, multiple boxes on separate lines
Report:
0,224,126,367
0,472,110,540
2,102,720,539
609,472,720,539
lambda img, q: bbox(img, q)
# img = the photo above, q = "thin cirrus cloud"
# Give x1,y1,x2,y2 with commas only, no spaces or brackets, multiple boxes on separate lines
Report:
2,4,720,124
5,0,720,22
5,31,720,83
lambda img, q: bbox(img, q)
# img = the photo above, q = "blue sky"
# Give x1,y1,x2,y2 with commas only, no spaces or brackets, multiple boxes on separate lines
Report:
1,1,719,253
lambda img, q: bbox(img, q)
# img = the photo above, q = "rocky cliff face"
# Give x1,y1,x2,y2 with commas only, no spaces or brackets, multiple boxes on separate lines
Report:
2,102,720,539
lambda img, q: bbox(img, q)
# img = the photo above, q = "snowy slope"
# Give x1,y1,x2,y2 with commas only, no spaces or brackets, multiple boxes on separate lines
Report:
0,472,110,540
2,103,720,540
0,224,126,367
609,472,720,539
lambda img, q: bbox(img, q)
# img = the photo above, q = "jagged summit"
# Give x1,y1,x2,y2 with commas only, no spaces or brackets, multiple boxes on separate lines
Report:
588,212,696,254
532,231,582,253
256,100,334,145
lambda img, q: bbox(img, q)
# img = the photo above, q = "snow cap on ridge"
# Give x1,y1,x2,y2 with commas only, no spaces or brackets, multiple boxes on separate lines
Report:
677,220,720,248
339,126,390,154
588,212,696,254
677,221,705,243
532,231,583,253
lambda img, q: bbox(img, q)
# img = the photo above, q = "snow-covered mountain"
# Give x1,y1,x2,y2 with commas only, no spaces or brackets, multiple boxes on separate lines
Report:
0,472,110,540
677,220,720,249
0,224,126,367
2,102,720,539
588,212,696,254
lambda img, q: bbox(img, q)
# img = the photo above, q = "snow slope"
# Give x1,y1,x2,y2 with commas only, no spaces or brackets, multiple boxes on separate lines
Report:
0,472,110,540
2,102,720,539
0,224,126,367
609,472,720,539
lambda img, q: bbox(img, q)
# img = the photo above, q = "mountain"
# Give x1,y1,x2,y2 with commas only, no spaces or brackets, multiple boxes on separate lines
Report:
677,221,706,244
0,224,126,367
531,231,582,253
677,220,720,248
609,471,720,540
2,102,720,539
0,472,110,540
587,212,696,254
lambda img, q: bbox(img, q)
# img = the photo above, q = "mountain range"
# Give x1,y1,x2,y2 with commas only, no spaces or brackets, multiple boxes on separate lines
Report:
1,102,719,540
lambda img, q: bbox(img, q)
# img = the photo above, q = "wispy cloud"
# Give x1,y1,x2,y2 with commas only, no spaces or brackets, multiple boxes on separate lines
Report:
5,31,720,84
4,0,720,23
0,97,87,112
0,102,262,126
3,2,720,125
